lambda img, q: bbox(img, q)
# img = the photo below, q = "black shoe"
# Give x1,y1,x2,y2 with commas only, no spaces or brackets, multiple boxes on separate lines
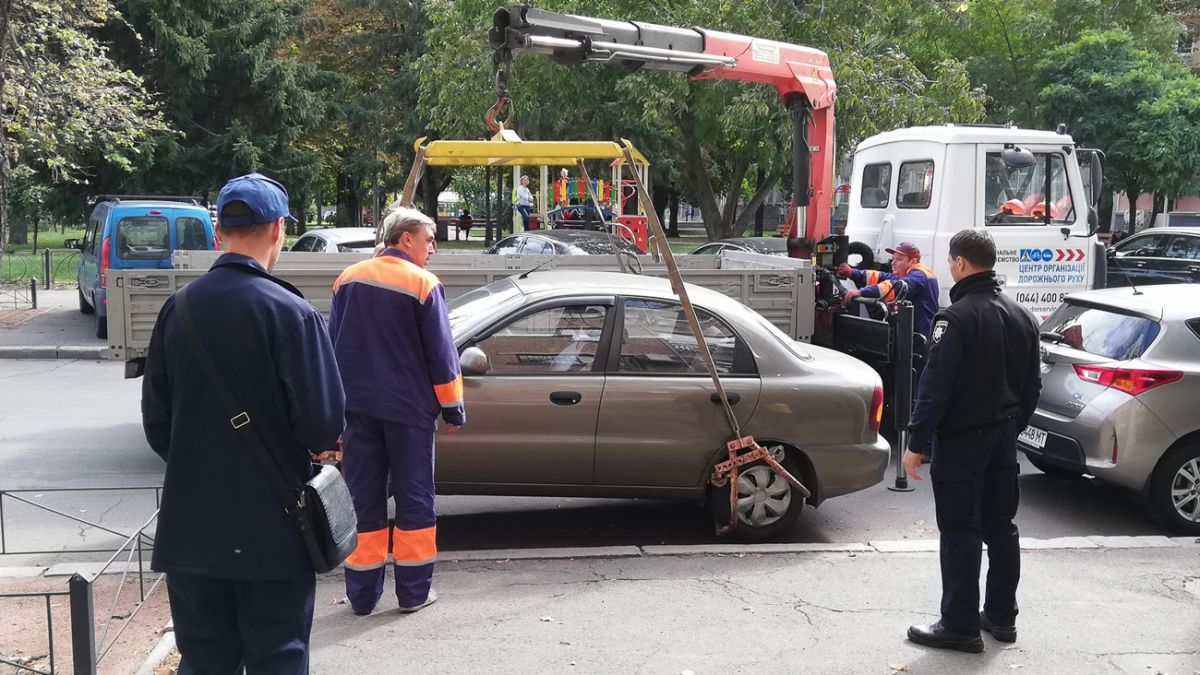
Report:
907,621,984,653
980,611,1016,643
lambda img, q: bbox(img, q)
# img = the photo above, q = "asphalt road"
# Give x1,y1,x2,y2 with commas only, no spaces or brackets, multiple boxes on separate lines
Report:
0,358,1170,566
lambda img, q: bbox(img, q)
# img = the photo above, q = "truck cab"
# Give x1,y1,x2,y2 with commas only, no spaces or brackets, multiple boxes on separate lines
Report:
844,124,1104,320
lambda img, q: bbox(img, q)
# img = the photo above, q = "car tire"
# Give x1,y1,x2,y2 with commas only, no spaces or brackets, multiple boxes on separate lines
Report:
708,444,808,542
848,241,875,269
96,312,107,340
78,287,94,315
1148,440,1200,535
1026,454,1082,480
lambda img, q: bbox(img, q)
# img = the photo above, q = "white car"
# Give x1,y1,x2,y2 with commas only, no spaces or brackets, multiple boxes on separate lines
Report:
288,227,377,253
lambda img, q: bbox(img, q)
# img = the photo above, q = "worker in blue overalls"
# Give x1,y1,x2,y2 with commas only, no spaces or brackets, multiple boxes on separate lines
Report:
143,173,345,674
329,206,465,615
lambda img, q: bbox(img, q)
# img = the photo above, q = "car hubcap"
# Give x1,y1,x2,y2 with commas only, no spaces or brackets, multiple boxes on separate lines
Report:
736,465,792,528
1170,458,1200,523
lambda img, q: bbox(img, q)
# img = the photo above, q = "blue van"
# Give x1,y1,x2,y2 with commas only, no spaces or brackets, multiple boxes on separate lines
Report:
67,196,216,339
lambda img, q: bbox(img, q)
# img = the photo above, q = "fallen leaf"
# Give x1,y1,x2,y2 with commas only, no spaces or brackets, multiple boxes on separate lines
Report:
540,616,554,623
889,664,908,672
334,598,347,605
742,606,752,611
848,553,858,558
1009,665,1024,670
559,641,572,646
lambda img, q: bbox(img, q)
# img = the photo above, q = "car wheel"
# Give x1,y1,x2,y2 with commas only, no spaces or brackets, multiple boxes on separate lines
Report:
1149,440,1200,535
848,241,875,269
1026,454,1081,480
78,287,94,315
708,444,808,542
96,312,108,340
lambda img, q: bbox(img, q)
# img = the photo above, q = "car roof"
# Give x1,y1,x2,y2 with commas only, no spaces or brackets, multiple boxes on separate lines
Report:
305,227,377,242
509,270,752,316
1065,284,1200,322
106,200,208,212
519,229,641,254
857,124,1074,151
1124,226,1200,237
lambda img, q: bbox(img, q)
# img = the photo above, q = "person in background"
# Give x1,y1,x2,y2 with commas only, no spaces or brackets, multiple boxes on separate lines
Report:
516,175,535,230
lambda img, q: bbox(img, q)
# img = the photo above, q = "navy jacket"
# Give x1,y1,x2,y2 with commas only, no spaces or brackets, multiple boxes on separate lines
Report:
142,254,345,579
851,263,940,350
908,271,1041,455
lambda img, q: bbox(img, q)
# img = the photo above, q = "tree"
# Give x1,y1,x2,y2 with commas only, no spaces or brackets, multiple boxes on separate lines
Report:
1139,75,1200,226
0,0,167,252
1036,30,1193,231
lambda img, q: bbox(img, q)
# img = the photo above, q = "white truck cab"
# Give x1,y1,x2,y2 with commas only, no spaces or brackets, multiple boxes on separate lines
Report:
844,124,1105,319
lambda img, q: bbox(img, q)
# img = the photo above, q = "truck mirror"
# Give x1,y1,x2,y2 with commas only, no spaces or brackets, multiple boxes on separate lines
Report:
1001,146,1035,168
1087,207,1100,236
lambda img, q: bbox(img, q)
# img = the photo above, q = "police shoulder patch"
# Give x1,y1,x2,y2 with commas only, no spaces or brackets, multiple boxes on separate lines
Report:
931,319,949,344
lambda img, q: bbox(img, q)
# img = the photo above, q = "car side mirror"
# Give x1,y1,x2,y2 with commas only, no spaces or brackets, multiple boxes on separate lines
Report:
460,347,491,376
281,246,289,251
64,238,80,250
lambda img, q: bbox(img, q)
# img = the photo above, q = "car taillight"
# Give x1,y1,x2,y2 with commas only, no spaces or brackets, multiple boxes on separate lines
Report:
869,384,884,433
99,236,111,288
212,230,221,250
1073,364,1183,396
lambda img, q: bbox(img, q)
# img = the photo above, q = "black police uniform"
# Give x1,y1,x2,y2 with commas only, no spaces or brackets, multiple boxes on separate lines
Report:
142,254,345,674
908,270,1041,635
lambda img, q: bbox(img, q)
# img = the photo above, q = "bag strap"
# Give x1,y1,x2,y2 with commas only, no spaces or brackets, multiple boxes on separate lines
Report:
174,286,301,514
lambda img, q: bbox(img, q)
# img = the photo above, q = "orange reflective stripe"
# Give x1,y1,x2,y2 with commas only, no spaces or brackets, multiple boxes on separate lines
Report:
392,525,436,566
877,280,894,300
345,528,389,570
334,256,438,303
866,270,880,285
914,263,936,278
433,375,463,407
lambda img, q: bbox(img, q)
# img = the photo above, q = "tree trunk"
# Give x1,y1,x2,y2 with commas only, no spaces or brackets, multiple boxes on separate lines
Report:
1149,193,1165,230
668,189,679,238
675,109,723,240
732,173,781,235
1125,181,1139,233
0,0,15,266
651,184,669,234
9,213,26,245
336,170,362,228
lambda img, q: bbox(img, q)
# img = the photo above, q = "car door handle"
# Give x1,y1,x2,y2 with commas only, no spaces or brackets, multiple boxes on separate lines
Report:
1134,261,1147,268
1188,265,1200,273
710,392,741,405
549,391,582,406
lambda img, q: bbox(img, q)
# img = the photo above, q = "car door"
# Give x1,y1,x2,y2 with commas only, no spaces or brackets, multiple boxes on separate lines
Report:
1108,232,1169,287
1159,234,1200,284
490,235,525,255
593,298,762,488
436,299,615,486
79,210,102,300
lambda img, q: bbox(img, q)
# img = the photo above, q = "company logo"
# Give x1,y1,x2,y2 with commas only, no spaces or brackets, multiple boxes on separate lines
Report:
1019,248,1086,262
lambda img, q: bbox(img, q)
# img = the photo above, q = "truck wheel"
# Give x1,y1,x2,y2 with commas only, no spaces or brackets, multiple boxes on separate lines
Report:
1149,440,1200,535
96,312,108,340
79,287,94,315
848,241,875,268
708,444,808,542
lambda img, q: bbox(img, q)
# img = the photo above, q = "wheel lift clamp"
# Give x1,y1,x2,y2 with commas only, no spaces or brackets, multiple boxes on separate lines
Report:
394,134,809,535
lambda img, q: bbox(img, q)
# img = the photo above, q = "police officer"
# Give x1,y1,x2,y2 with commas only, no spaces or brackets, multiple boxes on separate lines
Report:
142,173,345,673
902,229,1041,653
329,207,465,616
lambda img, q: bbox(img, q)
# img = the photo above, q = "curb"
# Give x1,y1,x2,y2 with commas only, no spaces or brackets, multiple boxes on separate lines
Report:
0,345,107,360
133,621,175,675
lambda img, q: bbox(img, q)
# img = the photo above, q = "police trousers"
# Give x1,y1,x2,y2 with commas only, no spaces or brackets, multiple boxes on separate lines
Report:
167,573,315,675
931,418,1021,634
342,411,437,613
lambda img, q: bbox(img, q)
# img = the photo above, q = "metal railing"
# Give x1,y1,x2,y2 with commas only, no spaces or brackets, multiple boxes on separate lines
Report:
0,487,161,556
84,510,164,673
0,589,69,675
0,279,38,309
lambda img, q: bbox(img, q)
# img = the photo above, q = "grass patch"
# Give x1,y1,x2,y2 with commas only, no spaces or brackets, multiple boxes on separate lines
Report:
2,228,86,284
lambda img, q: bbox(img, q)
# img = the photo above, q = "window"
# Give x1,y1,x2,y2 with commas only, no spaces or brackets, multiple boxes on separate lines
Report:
1113,234,1168,259
896,161,934,209
1188,319,1200,343
691,244,724,256
474,305,608,374
859,162,892,208
448,278,526,335
83,218,99,256
983,153,1075,225
1042,303,1160,361
522,238,554,255
115,216,170,260
290,236,319,252
1164,235,1200,260
176,217,209,251
618,299,755,375
492,236,524,255
336,240,375,252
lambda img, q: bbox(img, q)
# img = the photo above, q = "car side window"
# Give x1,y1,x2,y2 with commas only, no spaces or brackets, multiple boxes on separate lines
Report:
83,218,98,255
896,160,934,209
617,299,756,375
493,236,524,255
291,236,317,252
859,162,892,208
1164,235,1200,260
1114,234,1167,259
475,305,609,374
176,216,209,251
523,238,553,255
693,244,723,255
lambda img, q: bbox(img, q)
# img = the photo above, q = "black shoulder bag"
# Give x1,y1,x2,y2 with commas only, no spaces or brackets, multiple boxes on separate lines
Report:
175,287,357,573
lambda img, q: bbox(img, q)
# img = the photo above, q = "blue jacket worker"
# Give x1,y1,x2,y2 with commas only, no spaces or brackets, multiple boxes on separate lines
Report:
142,173,345,675
902,229,1041,654
329,206,465,616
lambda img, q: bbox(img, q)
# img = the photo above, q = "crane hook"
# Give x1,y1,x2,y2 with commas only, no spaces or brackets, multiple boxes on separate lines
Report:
486,49,513,133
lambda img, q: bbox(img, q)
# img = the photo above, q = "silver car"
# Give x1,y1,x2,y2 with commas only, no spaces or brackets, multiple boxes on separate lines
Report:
438,271,890,540
288,227,377,253
1020,284,1200,533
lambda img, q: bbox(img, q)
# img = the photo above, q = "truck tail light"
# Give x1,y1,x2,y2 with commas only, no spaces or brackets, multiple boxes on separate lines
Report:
869,384,884,433
99,236,111,288
212,230,221,250
1073,364,1183,396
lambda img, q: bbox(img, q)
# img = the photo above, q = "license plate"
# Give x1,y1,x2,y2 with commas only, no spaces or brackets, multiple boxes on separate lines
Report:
1019,425,1048,449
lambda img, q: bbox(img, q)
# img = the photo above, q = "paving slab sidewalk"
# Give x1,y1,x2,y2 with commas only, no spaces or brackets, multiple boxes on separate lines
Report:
0,288,105,356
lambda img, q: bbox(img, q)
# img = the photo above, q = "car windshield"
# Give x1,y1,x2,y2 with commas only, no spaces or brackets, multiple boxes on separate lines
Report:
337,240,376,252
447,277,526,337
1041,302,1160,360
984,152,1075,225
116,216,170,259
749,310,813,361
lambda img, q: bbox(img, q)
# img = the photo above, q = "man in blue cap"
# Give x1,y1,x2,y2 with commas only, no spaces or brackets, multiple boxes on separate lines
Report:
142,173,345,674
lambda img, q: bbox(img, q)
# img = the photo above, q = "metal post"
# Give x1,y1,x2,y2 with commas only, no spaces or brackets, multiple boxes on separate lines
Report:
484,167,493,247
30,278,37,309
44,248,51,289
0,492,6,554
46,594,56,675
69,573,97,675
889,301,915,492
136,534,145,601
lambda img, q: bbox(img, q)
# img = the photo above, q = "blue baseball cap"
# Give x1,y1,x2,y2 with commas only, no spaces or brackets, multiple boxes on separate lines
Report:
216,173,297,227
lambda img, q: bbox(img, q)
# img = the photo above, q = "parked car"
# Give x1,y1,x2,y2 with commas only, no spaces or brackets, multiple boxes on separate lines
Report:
1106,226,1200,288
546,204,618,228
287,227,377,253
439,271,889,539
1019,284,1200,533
66,196,216,339
689,237,788,256
486,230,642,256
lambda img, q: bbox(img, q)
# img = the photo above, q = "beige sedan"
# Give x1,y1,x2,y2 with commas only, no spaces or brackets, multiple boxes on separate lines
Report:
438,271,889,540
